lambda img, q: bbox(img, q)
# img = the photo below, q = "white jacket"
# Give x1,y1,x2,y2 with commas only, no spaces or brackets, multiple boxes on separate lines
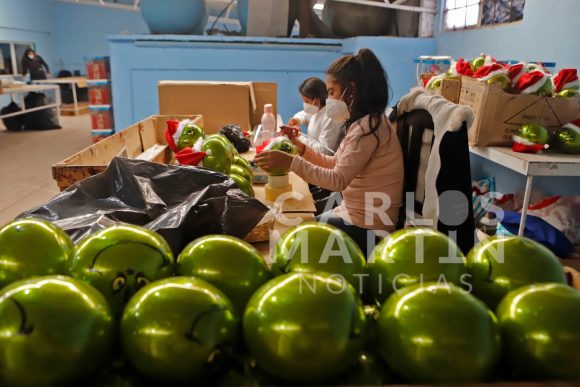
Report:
292,106,343,155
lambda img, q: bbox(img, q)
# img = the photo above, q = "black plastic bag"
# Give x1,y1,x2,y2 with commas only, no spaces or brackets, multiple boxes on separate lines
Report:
1,101,24,131
219,125,251,153
21,92,61,130
19,158,269,255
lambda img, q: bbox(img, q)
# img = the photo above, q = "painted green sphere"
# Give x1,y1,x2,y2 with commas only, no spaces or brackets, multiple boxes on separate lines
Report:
367,228,466,304
552,127,580,154
466,236,566,309
201,135,234,174
497,283,580,381
271,221,366,288
0,276,114,387
177,235,270,314
0,218,74,288
517,123,550,144
243,272,367,382
230,164,252,182
69,224,174,316
268,139,298,175
121,277,238,382
229,173,255,197
377,283,500,384
233,155,253,176
177,123,205,150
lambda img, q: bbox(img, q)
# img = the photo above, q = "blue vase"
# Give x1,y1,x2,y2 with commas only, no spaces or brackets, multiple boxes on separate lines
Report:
140,0,208,35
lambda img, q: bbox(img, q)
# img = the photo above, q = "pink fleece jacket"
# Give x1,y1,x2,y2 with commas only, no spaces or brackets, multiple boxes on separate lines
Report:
290,115,404,231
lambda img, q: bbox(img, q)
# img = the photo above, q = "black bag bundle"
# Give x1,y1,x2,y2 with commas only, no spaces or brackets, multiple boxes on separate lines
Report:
19,157,269,255
219,125,251,153
21,92,61,130
1,101,24,131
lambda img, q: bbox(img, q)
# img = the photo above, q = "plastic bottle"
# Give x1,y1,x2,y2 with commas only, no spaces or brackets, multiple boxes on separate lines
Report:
253,104,276,147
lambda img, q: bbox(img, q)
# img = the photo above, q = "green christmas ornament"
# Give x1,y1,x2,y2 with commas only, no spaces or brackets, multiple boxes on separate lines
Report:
202,135,234,174
121,277,238,382
0,218,74,288
177,235,270,314
466,236,566,310
512,123,550,153
0,276,114,387
178,123,205,150
367,228,466,304
552,120,580,154
69,224,174,316
271,221,366,288
243,272,367,382
233,155,253,176
262,136,298,176
229,164,252,182
229,173,254,197
377,283,500,384
497,283,580,381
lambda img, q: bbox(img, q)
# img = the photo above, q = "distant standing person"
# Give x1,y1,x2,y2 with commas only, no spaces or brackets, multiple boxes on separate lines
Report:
21,48,50,80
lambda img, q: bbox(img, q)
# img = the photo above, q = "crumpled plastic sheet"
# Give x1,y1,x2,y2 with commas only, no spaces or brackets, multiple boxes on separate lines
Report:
19,157,269,255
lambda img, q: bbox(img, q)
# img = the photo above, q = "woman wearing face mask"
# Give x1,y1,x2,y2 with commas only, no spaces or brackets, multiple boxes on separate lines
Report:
255,48,404,256
287,77,343,155
21,48,50,80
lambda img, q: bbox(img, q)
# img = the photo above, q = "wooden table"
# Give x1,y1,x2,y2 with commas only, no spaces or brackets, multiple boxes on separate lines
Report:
0,84,61,125
242,149,316,262
33,77,88,115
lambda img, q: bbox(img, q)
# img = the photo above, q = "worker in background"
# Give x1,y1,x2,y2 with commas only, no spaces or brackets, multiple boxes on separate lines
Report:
288,77,343,155
21,48,50,80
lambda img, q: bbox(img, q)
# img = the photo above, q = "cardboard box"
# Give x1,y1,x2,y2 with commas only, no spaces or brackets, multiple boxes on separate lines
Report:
459,77,580,146
52,115,203,191
89,83,112,105
86,57,110,80
158,81,277,134
90,106,114,130
428,78,461,104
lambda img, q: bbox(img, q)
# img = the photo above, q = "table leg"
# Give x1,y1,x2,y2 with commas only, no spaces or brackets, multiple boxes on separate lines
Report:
55,87,62,124
518,175,534,237
72,84,78,115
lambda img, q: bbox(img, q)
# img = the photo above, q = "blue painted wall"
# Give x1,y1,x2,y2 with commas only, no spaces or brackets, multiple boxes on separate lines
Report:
108,35,437,131
437,0,580,70
0,0,56,66
53,2,148,73
436,0,580,196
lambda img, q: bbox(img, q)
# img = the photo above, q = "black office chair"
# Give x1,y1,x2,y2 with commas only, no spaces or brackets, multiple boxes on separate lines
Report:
389,107,475,253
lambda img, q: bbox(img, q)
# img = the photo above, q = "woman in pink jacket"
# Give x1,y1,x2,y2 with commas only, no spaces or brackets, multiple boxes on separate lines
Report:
255,48,404,256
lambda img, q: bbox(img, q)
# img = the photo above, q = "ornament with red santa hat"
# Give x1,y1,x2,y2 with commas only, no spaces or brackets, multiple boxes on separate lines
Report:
474,63,511,90
165,119,205,152
512,123,550,153
447,58,475,78
514,70,554,96
553,69,579,98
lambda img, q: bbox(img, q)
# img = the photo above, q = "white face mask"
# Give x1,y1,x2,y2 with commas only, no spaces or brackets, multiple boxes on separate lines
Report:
28,54,35,60
326,87,350,122
303,101,320,115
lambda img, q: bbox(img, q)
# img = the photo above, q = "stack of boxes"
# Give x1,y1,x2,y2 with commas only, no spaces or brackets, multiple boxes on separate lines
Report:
86,57,114,143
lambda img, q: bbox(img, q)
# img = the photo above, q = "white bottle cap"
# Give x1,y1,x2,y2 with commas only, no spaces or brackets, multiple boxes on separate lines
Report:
264,104,273,113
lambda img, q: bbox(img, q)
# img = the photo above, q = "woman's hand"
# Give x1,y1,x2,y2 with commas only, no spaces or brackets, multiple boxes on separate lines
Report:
288,118,300,127
254,150,295,173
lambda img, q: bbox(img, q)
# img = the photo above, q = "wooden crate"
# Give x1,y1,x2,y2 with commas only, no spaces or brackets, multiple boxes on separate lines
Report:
52,115,203,191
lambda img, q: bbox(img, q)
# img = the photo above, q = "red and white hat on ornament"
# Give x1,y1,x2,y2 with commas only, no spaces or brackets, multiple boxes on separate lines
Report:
514,70,552,94
512,134,549,153
473,63,508,82
507,62,528,83
448,58,475,78
553,69,579,93
175,137,207,167
165,119,194,153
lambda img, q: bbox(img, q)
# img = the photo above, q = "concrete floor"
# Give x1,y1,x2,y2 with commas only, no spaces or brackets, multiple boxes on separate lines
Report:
0,115,92,225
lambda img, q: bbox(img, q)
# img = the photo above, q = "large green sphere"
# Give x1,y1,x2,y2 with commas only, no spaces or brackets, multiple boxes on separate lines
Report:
233,155,253,176
552,127,580,154
271,222,366,288
497,283,580,381
121,277,238,382
267,139,298,176
517,123,550,145
0,276,114,387
367,228,466,303
69,224,174,316
466,236,566,309
230,164,252,182
377,283,500,384
177,235,270,314
177,123,205,150
229,173,255,197
0,218,74,288
243,272,367,382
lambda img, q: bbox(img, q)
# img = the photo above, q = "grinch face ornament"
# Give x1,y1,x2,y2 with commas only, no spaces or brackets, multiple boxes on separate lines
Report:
512,123,550,153
165,119,205,152
262,136,298,176
69,224,174,316
552,120,580,154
